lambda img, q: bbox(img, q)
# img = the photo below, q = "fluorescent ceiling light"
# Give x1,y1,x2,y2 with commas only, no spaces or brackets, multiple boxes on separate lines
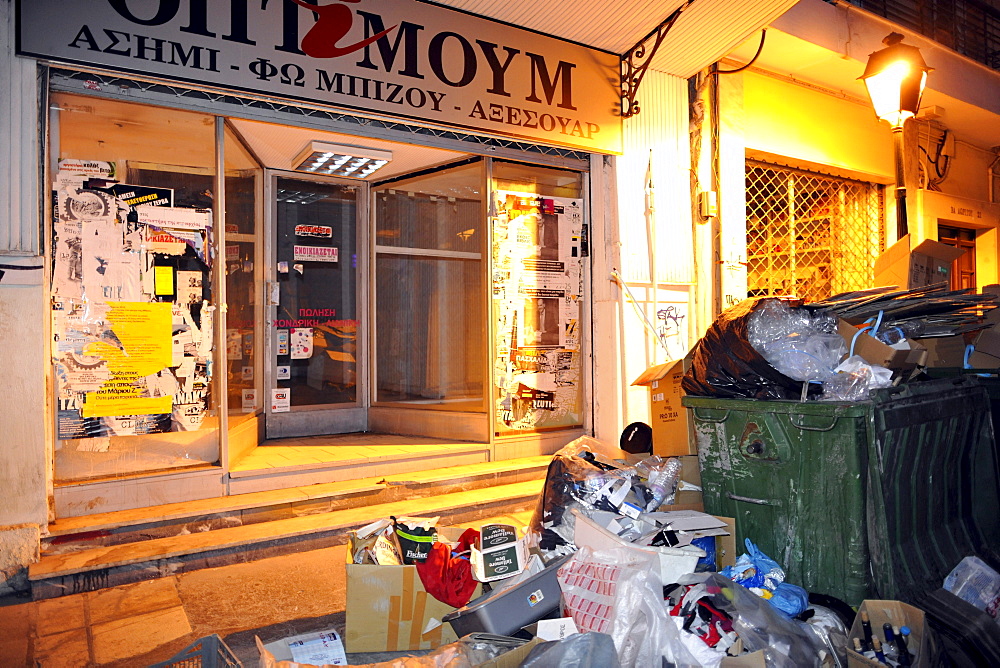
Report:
293,141,393,179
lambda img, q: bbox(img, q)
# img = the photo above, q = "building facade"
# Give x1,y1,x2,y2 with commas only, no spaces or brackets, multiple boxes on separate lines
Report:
1,0,998,594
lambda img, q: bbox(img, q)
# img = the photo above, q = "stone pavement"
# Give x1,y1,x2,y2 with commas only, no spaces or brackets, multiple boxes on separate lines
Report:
0,543,420,667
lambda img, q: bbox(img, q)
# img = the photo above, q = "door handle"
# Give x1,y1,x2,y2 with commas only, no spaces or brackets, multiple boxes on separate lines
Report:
726,492,779,506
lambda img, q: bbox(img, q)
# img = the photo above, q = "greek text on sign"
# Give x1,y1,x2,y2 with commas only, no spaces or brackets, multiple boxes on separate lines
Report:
294,245,339,263
295,224,333,238
16,0,621,153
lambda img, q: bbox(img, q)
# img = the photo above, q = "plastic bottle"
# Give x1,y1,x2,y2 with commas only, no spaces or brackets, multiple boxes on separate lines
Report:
635,456,682,511
874,320,924,345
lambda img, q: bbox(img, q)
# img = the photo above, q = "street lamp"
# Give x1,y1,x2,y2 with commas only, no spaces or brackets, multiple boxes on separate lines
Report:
859,32,932,239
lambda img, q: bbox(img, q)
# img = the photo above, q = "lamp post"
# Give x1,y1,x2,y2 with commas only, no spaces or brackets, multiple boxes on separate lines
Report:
859,32,932,239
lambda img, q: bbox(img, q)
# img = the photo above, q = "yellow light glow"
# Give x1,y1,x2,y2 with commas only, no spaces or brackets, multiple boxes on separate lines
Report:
864,61,912,126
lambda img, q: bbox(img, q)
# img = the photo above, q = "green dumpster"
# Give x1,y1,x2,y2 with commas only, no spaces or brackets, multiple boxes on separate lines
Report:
683,376,1000,607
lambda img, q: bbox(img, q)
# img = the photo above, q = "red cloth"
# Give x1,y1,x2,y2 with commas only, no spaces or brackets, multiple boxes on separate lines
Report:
415,528,480,608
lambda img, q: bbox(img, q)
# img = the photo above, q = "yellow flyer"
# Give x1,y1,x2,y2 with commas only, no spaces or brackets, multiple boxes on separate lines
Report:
82,302,173,418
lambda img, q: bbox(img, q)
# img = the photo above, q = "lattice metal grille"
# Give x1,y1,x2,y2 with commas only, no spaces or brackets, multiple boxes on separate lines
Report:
746,160,885,303
49,68,591,162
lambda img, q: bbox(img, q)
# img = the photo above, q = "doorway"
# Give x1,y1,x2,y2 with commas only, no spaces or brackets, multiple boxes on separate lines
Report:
938,224,977,290
265,174,365,439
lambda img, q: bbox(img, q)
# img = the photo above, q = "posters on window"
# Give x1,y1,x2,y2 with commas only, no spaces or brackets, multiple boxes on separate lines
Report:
51,164,215,440
492,191,585,432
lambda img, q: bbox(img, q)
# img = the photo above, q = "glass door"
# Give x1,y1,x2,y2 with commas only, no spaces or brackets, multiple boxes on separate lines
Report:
265,174,365,438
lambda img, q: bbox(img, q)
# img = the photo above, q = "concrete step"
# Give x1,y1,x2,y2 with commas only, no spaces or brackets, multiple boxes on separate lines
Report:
43,456,551,554
30,478,545,600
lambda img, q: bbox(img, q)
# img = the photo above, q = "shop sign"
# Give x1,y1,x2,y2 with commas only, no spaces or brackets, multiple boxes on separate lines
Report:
17,0,622,153
294,245,338,262
294,224,332,238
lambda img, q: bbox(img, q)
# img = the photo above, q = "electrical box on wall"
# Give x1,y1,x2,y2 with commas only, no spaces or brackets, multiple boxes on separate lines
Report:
699,191,718,218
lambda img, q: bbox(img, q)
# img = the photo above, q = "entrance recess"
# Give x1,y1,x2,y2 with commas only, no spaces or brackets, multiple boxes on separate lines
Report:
265,174,365,439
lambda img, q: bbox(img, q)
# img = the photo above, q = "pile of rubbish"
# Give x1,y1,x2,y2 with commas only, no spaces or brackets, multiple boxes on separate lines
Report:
682,284,1000,402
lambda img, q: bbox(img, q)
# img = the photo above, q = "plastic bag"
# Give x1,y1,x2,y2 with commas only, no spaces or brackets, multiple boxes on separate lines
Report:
943,555,1000,620
802,603,850,668
749,300,845,384
682,298,825,400
528,437,647,561
820,355,893,401
721,538,786,591
557,545,701,668
769,581,810,618
720,539,808,618
519,632,621,668
696,573,830,667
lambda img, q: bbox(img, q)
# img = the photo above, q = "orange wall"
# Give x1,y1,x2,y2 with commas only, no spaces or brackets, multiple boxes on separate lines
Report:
743,72,894,181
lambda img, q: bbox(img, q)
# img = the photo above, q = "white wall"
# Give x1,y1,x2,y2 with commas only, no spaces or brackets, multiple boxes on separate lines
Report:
0,0,47,594
591,70,693,445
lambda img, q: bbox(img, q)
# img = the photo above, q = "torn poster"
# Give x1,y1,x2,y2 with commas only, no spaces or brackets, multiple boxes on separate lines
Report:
492,191,584,433
136,205,211,230
107,184,173,210
51,171,216,440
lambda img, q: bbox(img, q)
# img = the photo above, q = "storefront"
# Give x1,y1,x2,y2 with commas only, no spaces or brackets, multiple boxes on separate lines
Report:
16,0,623,515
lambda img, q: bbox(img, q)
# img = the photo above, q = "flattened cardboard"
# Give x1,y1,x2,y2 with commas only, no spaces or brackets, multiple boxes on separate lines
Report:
847,600,928,668
838,320,927,370
974,328,1000,360
632,354,695,457
968,350,1000,370
874,235,966,290
722,651,767,667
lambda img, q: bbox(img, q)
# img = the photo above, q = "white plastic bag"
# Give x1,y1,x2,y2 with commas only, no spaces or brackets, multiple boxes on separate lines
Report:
557,545,701,668
944,556,1000,621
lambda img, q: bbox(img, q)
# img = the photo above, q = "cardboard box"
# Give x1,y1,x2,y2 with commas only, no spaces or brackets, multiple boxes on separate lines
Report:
920,335,969,368
345,527,480,652
480,637,543,667
838,319,927,370
874,235,966,290
673,455,704,510
632,355,695,457
471,524,528,583
847,600,929,667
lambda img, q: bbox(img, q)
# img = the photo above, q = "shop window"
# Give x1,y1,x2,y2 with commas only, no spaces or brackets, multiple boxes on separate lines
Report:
373,160,486,409
491,161,585,434
223,125,263,423
938,224,977,290
746,161,885,303
51,93,219,482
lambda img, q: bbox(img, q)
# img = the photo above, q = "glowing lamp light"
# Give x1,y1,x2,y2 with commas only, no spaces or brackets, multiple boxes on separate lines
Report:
293,141,393,179
858,33,932,238
859,32,932,128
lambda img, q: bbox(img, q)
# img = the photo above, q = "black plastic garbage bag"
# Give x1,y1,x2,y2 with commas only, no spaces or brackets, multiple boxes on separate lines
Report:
528,450,626,556
681,298,823,400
